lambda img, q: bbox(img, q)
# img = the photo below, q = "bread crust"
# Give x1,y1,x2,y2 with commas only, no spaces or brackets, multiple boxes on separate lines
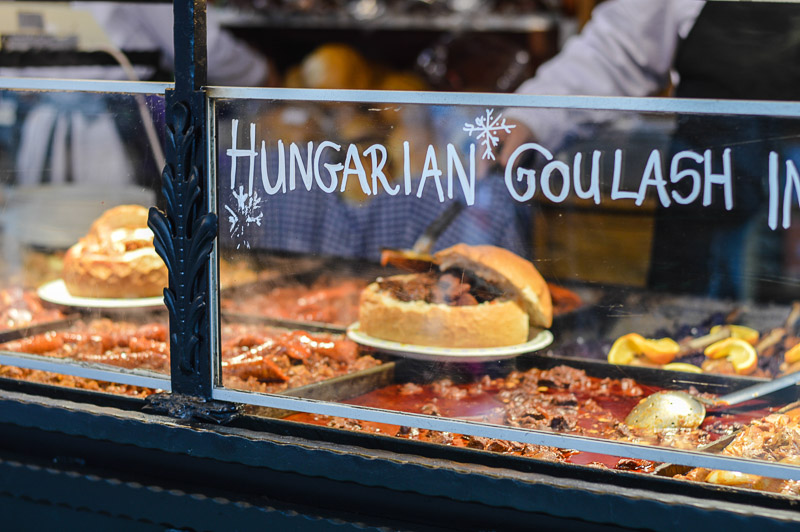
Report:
434,244,553,328
62,205,167,298
358,278,529,348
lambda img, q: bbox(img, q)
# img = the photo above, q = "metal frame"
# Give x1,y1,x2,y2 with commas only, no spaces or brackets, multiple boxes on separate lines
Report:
3,0,800,507
147,0,217,399
213,8,556,33
0,352,171,390
5,385,800,531
0,77,172,93
206,86,800,117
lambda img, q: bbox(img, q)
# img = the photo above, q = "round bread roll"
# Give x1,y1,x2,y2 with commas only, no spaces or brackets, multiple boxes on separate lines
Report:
62,205,167,298
359,275,529,348
300,44,373,90
358,244,552,348
434,244,553,329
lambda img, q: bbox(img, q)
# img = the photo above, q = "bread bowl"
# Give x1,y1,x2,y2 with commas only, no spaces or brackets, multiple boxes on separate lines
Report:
62,205,167,298
358,244,552,348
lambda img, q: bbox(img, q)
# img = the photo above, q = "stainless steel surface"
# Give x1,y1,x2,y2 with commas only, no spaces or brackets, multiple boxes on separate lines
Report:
208,96,221,388
0,78,172,94
625,391,707,430
0,351,171,391
716,370,800,406
244,362,396,419
215,8,555,33
206,86,800,117
625,372,800,430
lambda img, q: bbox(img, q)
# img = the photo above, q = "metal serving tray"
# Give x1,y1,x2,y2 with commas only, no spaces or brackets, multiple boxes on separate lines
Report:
0,313,172,395
0,314,393,401
249,350,800,502
543,288,800,380
242,362,397,419
0,316,81,344
252,347,796,425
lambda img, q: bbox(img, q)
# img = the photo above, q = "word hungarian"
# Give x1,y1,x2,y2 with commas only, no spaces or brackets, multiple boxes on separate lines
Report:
227,120,478,206
225,120,800,229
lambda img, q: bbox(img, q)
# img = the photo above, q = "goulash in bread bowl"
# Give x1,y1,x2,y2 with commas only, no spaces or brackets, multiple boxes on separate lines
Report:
63,205,167,298
359,244,552,348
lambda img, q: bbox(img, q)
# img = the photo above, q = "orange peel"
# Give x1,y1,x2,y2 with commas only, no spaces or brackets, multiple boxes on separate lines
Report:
607,333,644,365
704,337,758,375
607,333,679,366
710,324,759,345
638,337,680,365
785,343,800,365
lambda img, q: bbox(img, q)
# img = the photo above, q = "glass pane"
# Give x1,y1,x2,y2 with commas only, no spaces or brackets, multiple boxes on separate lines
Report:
0,87,169,397
213,93,800,493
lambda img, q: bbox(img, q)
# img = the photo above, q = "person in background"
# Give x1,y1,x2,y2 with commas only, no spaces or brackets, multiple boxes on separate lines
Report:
502,0,800,299
1,2,275,186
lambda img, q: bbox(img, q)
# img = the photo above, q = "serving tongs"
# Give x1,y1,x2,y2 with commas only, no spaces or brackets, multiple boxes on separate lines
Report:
380,201,465,272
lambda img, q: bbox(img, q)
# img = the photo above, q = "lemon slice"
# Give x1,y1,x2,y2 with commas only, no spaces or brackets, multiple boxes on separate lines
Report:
661,362,703,373
705,338,758,375
607,333,646,365
710,324,759,345
785,343,800,364
639,337,680,365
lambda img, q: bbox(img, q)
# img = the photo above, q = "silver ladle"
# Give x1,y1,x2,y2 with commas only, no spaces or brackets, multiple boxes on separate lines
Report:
625,370,800,430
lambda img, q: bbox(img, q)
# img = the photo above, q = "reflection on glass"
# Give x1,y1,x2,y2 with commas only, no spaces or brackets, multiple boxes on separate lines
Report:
214,95,800,492
0,88,169,393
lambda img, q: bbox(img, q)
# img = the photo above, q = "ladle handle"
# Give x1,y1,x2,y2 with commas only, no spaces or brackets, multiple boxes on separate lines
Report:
714,370,800,406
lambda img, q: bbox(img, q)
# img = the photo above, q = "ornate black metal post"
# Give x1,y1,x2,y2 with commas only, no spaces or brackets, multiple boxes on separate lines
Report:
147,0,231,419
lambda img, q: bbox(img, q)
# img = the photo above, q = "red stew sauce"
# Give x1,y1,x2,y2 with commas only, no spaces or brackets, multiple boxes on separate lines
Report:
287,365,774,471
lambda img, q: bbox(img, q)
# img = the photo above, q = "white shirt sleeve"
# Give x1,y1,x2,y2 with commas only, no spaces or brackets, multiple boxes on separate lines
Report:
73,2,269,86
206,9,269,87
507,0,704,149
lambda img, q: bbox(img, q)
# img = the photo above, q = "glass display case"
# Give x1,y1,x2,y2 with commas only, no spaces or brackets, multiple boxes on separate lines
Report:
2,1,800,530
207,87,800,486
0,79,171,395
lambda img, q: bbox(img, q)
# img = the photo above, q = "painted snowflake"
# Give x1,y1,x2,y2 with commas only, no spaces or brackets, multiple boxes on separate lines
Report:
224,186,263,249
463,109,516,161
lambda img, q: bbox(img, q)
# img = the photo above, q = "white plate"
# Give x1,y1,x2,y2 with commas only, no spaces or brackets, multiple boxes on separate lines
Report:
346,322,553,363
37,279,164,310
